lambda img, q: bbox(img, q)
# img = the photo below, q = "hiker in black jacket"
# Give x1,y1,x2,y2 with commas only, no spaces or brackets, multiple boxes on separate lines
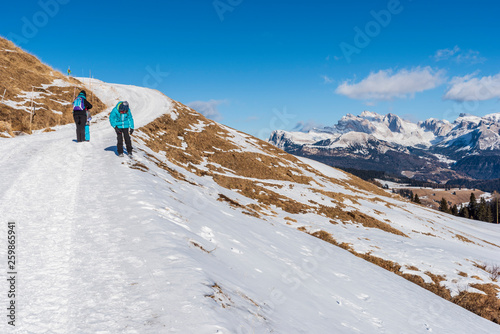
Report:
72,90,93,142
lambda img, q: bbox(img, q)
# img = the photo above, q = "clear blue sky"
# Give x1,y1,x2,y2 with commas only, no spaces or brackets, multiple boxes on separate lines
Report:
2,0,500,138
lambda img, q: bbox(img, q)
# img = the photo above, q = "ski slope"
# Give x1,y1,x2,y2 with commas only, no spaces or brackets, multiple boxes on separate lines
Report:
0,79,499,333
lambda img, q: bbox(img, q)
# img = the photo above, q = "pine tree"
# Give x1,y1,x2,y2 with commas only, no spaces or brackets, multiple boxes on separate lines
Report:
451,204,458,216
414,194,421,204
468,193,478,219
439,197,449,213
493,192,500,224
460,206,469,218
487,205,494,223
478,197,488,222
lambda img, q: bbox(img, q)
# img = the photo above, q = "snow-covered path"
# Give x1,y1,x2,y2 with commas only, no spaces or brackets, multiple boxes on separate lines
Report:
0,81,207,333
1,80,499,333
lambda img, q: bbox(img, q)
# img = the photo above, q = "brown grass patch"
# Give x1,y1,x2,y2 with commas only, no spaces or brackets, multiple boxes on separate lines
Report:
128,161,149,172
312,189,361,206
343,174,390,198
412,230,438,237
406,265,419,271
213,175,310,215
189,240,216,254
310,230,353,251
218,194,244,208
458,271,468,277
455,234,475,244
0,37,107,133
405,188,486,211
237,292,260,308
205,283,232,308
452,284,500,324
479,239,500,249
0,120,13,137
140,101,315,184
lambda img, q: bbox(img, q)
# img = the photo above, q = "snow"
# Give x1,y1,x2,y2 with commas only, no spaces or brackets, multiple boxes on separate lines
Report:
433,153,456,164
297,156,350,181
374,179,409,189
186,119,208,133
40,79,72,89
0,80,499,333
484,112,500,122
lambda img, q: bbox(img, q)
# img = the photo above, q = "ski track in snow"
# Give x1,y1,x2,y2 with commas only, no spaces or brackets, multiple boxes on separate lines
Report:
0,79,499,333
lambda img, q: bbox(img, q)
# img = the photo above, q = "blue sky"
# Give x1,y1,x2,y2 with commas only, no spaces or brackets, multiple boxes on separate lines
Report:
2,0,500,138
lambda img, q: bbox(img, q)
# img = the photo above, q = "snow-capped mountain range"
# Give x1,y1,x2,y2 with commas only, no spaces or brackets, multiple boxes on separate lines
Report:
269,111,500,181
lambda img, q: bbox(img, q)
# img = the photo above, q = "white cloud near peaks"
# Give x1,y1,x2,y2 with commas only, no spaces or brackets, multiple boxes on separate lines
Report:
335,67,446,100
443,73,500,102
293,120,324,132
187,99,228,120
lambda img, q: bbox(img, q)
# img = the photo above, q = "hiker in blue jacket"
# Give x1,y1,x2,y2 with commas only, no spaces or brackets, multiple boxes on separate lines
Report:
109,101,135,157
72,90,92,142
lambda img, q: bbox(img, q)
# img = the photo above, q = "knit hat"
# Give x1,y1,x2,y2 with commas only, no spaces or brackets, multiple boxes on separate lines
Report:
119,101,129,113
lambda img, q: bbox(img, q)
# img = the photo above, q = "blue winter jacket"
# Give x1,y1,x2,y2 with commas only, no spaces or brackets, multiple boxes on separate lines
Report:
109,101,135,129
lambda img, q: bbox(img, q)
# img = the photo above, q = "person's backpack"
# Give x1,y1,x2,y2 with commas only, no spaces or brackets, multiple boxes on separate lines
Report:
73,96,85,111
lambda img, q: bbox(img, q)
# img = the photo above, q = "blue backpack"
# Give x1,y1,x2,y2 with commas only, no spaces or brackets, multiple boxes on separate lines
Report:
73,97,85,111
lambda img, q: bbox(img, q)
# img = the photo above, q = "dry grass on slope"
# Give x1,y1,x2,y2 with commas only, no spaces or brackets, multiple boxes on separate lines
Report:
141,101,316,185
0,37,106,133
139,100,407,237
404,188,485,210
311,230,500,324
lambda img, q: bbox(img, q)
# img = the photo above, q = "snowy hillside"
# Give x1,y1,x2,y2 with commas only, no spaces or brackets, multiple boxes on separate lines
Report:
1,79,500,333
269,111,500,181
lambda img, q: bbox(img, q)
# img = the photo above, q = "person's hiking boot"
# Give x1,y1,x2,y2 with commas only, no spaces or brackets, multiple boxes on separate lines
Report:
119,153,124,157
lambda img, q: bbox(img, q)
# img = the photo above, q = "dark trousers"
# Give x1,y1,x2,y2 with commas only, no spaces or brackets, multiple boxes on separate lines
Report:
116,128,132,154
73,113,86,142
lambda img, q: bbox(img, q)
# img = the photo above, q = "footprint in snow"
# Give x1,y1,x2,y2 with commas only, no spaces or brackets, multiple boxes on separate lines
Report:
372,318,383,328
357,293,370,301
231,247,243,254
200,226,215,242
333,272,351,281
